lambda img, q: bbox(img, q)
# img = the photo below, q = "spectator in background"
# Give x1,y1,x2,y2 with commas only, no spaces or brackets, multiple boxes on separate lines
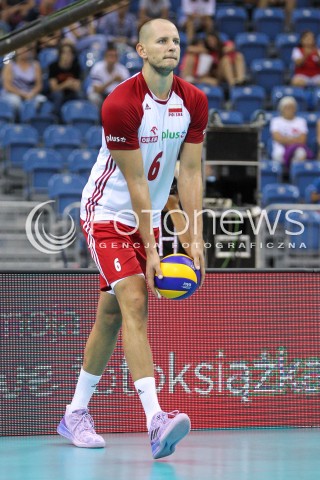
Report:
38,30,62,51
180,36,221,86
258,0,296,30
38,0,60,16
270,96,314,167
1,0,37,31
63,17,97,44
138,0,170,28
48,41,82,116
291,31,320,88
96,4,138,48
180,0,215,44
87,43,130,109
1,44,46,116
180,32,246,87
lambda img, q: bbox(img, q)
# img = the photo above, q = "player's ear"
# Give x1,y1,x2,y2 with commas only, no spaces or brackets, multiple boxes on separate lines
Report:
136,42,147,59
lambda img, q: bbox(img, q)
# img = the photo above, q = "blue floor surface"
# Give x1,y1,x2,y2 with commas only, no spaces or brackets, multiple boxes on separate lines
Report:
1,429,320,480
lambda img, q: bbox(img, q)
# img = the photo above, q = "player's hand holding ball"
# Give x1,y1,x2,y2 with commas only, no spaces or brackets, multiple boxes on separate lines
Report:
154,254,201,300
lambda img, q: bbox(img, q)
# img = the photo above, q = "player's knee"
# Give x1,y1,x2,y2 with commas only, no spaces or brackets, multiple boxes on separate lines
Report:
122,292,148,327
128,292,148,317
102,312,122,332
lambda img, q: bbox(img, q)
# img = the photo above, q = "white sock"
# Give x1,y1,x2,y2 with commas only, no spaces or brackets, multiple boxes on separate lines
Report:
68,368,102,413
134,377,161,431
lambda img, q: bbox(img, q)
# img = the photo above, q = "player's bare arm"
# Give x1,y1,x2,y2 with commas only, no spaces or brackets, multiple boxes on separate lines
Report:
178,142,205,287
109,148,163,296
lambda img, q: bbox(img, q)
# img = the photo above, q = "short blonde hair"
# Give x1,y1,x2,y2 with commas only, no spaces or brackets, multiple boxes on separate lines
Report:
278,96,297,112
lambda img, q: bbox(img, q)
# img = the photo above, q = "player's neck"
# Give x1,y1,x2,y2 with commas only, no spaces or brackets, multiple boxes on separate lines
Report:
142,67,173,100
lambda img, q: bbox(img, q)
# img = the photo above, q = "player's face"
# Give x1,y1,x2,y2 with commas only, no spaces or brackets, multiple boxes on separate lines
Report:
144,24,180,76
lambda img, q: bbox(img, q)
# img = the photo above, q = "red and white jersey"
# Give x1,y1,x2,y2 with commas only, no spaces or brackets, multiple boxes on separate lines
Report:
80,72,208,227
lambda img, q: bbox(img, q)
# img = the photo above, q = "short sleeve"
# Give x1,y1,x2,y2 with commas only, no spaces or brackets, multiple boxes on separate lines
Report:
297,117,308,134
270,117,281,133
184,90,208,143
101,93,142,150
292,47,303,61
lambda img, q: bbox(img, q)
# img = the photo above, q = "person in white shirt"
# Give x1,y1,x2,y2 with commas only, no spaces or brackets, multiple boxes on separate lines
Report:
270,96,314,166
57,18,208,460
138,0,171,28
87,43,130,108
180,0,215,43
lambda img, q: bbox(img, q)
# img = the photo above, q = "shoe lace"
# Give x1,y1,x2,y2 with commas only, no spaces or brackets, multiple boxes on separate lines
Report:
72,410,95,433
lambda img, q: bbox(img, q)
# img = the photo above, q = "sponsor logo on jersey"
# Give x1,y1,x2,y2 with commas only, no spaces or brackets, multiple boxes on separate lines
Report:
141,126,159,143
106,135,126,143
141,136,158,143
168,104,183,116
162,129,186,140
145,103,151,110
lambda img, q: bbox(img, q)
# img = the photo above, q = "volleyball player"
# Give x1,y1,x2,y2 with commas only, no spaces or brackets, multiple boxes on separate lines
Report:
57,18,208,459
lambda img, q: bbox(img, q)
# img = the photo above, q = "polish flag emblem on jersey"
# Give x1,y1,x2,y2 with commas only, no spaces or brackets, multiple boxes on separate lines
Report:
168,104,183,116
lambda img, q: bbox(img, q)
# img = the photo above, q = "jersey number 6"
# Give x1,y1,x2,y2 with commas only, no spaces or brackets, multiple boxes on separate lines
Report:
147,151,163,181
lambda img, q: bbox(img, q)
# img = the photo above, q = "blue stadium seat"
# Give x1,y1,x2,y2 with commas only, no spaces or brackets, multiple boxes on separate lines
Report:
75,34,107,52
195,84,224,109
20,98,54,119
216,110,244,125
262,183,300,223
120,51,143,76
61,100,100,136
251,59,285,94
305,180,320,203
262,183,300,206
20,99,56,138
274,33,299,68
43,125,82,163
84,126,102,150
230,86,266,122
235,32,269,67
0,99,15,123
215,7,248,40
48,173,87,216
67,149,97,181
252,8,285,40
292,8,320,35
79,49,104,72
38,48,58,70
2,124,39,168
23,148,63,198
312,88,320,110
271,86,309,111
286,210,320,250
0,122,10,143
260,160,283,191
298,112,320,139
290,161,320,198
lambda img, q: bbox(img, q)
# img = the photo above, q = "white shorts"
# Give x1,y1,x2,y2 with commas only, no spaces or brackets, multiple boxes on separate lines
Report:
182,0,216,16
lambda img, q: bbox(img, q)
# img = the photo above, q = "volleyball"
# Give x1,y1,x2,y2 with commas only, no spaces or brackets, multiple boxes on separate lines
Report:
155,254,201,300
